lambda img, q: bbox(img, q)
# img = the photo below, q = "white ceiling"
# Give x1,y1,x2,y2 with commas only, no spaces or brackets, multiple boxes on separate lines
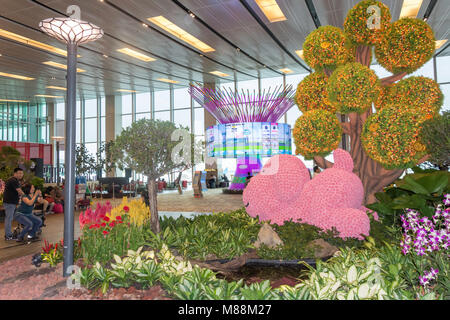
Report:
0,0,448,103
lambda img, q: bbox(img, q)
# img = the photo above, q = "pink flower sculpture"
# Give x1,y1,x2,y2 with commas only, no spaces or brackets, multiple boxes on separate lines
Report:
243,149,373,240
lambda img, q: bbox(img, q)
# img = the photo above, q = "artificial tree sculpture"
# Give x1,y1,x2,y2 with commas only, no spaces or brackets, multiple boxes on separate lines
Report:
294,0,443,204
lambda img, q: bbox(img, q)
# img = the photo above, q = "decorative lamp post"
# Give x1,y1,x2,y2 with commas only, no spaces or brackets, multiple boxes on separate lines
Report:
39,15,103,277
51,136,65,186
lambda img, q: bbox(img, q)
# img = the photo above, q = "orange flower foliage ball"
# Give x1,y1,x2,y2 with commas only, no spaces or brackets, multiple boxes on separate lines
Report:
377,76,443,118
295,72,335,113
375,18,435,74
303,26,354,72
344,0,392,45
362,106,428,169
374,84,392,110
327,62,380,114
293,110,342,160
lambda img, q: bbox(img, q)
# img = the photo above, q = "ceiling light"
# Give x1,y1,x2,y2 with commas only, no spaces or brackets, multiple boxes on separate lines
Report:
255,0,287,23
117,48,156,62
435,39,448,50
148,16,215,53
189,12,196,18
43,61,85,72
46,86,67,91
116,89,137,93
209,71,230,77
279,68,293,74
103,54,108,58
142,23,149,28
295,50,304,60
0,98,30,103
0,71,35,80
157,78,179,84
35,94,64,98
399,0,423,19
0,28,80,57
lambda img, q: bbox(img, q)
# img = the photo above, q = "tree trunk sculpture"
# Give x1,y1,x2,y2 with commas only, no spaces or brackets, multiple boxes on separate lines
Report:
295,2,441,205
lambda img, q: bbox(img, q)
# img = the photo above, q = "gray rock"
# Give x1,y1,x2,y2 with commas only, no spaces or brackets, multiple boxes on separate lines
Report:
306,239,339,259
253,223,284,249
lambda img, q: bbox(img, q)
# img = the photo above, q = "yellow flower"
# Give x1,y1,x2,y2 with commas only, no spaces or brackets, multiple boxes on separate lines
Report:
107,197,151,226
369,123,379,132
413,142,426,152
321,41,331,49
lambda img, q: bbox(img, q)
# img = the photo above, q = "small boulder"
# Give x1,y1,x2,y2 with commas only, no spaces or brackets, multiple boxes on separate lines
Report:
253,223,284,249
306,239,338,259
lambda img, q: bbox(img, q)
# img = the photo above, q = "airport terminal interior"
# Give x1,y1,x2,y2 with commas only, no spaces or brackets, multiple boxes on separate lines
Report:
0,0,449,301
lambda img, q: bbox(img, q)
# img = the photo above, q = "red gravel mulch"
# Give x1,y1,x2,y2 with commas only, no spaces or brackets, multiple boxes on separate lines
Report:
0,254,171,300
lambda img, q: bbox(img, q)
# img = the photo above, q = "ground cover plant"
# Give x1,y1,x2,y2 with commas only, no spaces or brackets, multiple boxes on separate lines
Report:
145,208,387,261
36,193,448,300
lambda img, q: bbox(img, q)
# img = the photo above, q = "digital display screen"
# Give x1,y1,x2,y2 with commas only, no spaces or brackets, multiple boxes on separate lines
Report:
205,122,292,158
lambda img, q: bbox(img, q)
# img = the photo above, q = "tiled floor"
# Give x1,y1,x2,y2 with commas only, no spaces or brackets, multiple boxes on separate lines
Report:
0,188,243,263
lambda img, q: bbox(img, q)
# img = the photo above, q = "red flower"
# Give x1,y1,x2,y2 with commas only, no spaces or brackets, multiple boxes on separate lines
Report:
109,222,115,228
123,206,130,212
89,225,95,230
118,221,123,224
102,230,109,235
103,216,110,222
101,223,106,227
116,216,122,221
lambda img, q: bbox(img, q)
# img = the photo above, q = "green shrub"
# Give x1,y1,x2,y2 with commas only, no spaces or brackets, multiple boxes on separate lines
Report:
420,111,450,170
367,168,449,226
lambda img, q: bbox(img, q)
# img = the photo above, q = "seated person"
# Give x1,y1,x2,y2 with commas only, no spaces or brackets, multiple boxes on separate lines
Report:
44,186,55,213
14,184,45,242
51,186,64,207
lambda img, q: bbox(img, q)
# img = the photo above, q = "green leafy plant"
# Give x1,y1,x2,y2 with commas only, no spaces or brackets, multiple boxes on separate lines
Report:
367,169,449,226
239,280,279,300
201,279,244,300
80,214,148,265
420,111,450,170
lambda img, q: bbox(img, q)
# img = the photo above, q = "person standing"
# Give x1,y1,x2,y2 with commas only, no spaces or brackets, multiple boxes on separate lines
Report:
3,168,25,240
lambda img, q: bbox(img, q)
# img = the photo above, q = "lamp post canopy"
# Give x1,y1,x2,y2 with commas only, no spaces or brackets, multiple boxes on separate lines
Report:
39,17,103,45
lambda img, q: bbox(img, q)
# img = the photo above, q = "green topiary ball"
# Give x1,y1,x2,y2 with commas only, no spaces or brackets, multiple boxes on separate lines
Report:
362,106,428,169
293,110,342,159
344,0,392,45
375,18,435,74
377,76,443,118
327,62,380,114
295,72,335,113
303,26,354,72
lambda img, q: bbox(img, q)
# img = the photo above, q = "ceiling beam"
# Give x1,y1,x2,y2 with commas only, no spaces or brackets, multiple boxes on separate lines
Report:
238,0,311,73
28,0,247,80
171,0,283,76
305,0,321,29
102,0,257,79
423,0,438,21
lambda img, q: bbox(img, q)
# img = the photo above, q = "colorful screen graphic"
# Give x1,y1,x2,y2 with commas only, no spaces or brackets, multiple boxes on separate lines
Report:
205,122,292,158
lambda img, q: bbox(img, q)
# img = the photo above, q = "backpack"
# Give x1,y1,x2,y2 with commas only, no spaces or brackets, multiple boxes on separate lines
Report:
53,203,63,214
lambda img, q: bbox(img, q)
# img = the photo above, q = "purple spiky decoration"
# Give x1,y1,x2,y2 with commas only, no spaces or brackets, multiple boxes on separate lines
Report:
189,83,295,124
